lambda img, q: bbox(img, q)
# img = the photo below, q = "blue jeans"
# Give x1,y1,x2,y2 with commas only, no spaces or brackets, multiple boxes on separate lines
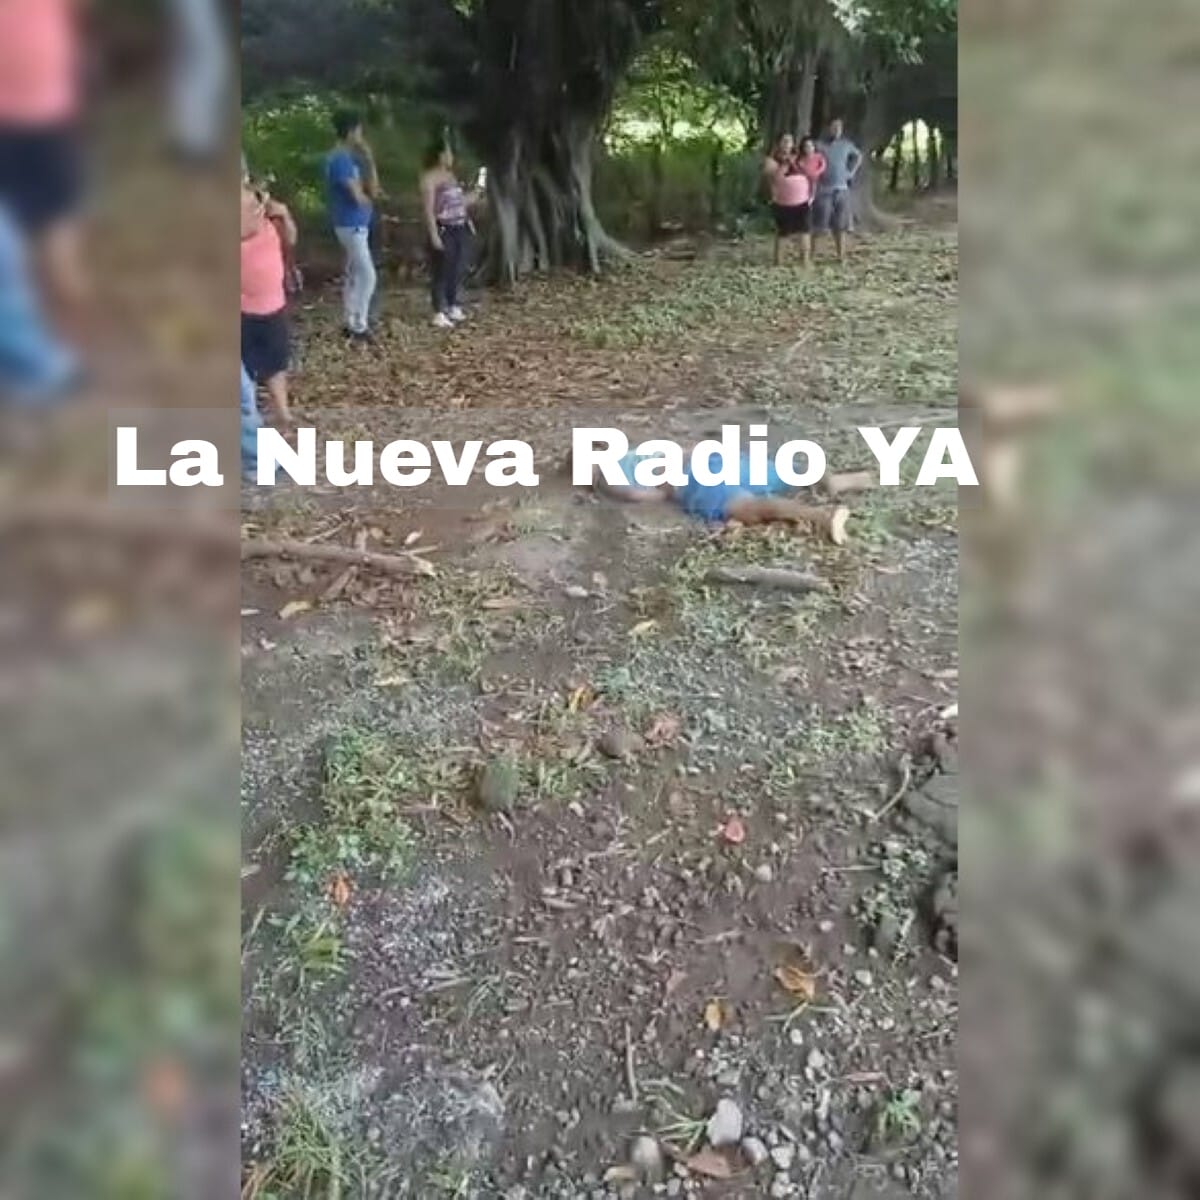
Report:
241,363,260,479
0,204,77,406
334,226,377,333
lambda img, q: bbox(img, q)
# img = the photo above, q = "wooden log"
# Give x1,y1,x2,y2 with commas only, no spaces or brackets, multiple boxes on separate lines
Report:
703,565,828,593
241,537,434,577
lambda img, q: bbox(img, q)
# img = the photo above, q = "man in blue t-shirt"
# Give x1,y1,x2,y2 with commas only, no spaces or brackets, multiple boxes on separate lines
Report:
813,117,862,263
325,110,381,340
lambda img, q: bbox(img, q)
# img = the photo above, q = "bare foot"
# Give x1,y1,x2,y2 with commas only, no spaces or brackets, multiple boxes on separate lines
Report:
828,505,850,546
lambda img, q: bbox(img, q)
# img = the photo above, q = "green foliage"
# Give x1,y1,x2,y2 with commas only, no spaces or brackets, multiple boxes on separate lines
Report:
876,1087,924,1143
609,40,750,151
285,729,418,888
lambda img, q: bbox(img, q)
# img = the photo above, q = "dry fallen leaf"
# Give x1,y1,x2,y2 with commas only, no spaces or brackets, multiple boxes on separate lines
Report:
720,814,746,845
567,684,594,712
630,618,658,637
329,872,352,909
278,599,312,620
141,1055,188,1118
645,712,682,747
774,963,817,1000
321,566,357,603
703,998,729,1032
481,596,525,611
686,1148,733,1179
602,1165,639,1184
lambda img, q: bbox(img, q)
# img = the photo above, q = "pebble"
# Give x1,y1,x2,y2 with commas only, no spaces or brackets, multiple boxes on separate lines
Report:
817,919,834,933
806,1047,827,1073
631,1135,664,1181
706,1098,743,1147
599,728,643,760
770,1178,793,1198
666,1181,682,1197
754,863,775,884
853,968,874,987
789,1028,804,1046
741,1136,769,1167
770,1144,795,1171
827,1129,845,1154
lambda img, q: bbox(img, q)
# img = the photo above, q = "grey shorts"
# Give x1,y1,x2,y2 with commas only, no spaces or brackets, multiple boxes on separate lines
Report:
812,188,852,233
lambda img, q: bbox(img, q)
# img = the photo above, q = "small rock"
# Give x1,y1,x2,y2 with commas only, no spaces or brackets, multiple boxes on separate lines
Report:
827,1129,844,1154
853,968,874,987
770,1144,795,1171
630,1135,664,1182
817,919,834,933
806,1048,827,1074
666,1180,682,1197
741,1136,769,1167
788,1028,804,1047
706,1098,744,1147
599,728,643,761
873,910,902,956
753,863,774,884
476,756,520,813
769,1178,792,1198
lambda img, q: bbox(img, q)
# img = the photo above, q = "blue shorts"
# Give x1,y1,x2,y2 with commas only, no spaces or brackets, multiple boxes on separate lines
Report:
677,453,789,522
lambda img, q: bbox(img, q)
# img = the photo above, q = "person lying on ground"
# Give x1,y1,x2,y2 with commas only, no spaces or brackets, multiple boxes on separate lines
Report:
763,133,814,268
420,137,484,329
241,175,297,430
592,445,859,545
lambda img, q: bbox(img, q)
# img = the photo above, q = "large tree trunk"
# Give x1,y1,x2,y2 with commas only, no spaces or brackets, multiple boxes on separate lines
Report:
483,110,629,284
794,50,819,138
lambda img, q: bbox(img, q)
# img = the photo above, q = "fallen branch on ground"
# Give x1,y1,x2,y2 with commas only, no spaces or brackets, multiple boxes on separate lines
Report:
704,565,828,593
241,538,435,577
869,754,912,823
624,1021,639,1105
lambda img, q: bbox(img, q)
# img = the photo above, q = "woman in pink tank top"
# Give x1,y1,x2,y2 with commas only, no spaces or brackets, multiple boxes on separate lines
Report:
0,0,87,321
763,133,815,268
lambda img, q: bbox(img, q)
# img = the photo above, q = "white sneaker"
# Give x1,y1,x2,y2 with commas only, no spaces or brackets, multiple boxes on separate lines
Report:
432,312,454,329
448,306,467,323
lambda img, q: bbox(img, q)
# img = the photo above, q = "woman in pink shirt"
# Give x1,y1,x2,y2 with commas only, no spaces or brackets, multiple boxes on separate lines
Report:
796,136,827,190
241,177,298,429
762,133,814,268
0,0,88,318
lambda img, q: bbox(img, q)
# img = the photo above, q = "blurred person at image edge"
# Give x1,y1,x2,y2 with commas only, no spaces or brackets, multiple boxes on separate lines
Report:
0,0,88,325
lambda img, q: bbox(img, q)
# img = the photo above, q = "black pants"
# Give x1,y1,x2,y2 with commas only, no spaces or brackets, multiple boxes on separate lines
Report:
430,223,470,314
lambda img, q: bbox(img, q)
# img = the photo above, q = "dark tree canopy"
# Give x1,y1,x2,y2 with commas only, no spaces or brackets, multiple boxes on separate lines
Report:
242,0,956,271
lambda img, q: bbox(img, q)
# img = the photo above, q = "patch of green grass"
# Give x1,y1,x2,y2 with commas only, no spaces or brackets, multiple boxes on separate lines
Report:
876,1088,923,1145
765,703,889,796
286,730,423,889
272,909,347,985
424,1161,475,1198
247,1083,383,1200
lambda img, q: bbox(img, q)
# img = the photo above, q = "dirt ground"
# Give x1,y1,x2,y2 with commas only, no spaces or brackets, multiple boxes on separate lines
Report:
240,203,959,1199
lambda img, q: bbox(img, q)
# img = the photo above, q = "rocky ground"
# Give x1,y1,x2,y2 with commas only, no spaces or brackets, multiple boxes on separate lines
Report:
240,211,959,1199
